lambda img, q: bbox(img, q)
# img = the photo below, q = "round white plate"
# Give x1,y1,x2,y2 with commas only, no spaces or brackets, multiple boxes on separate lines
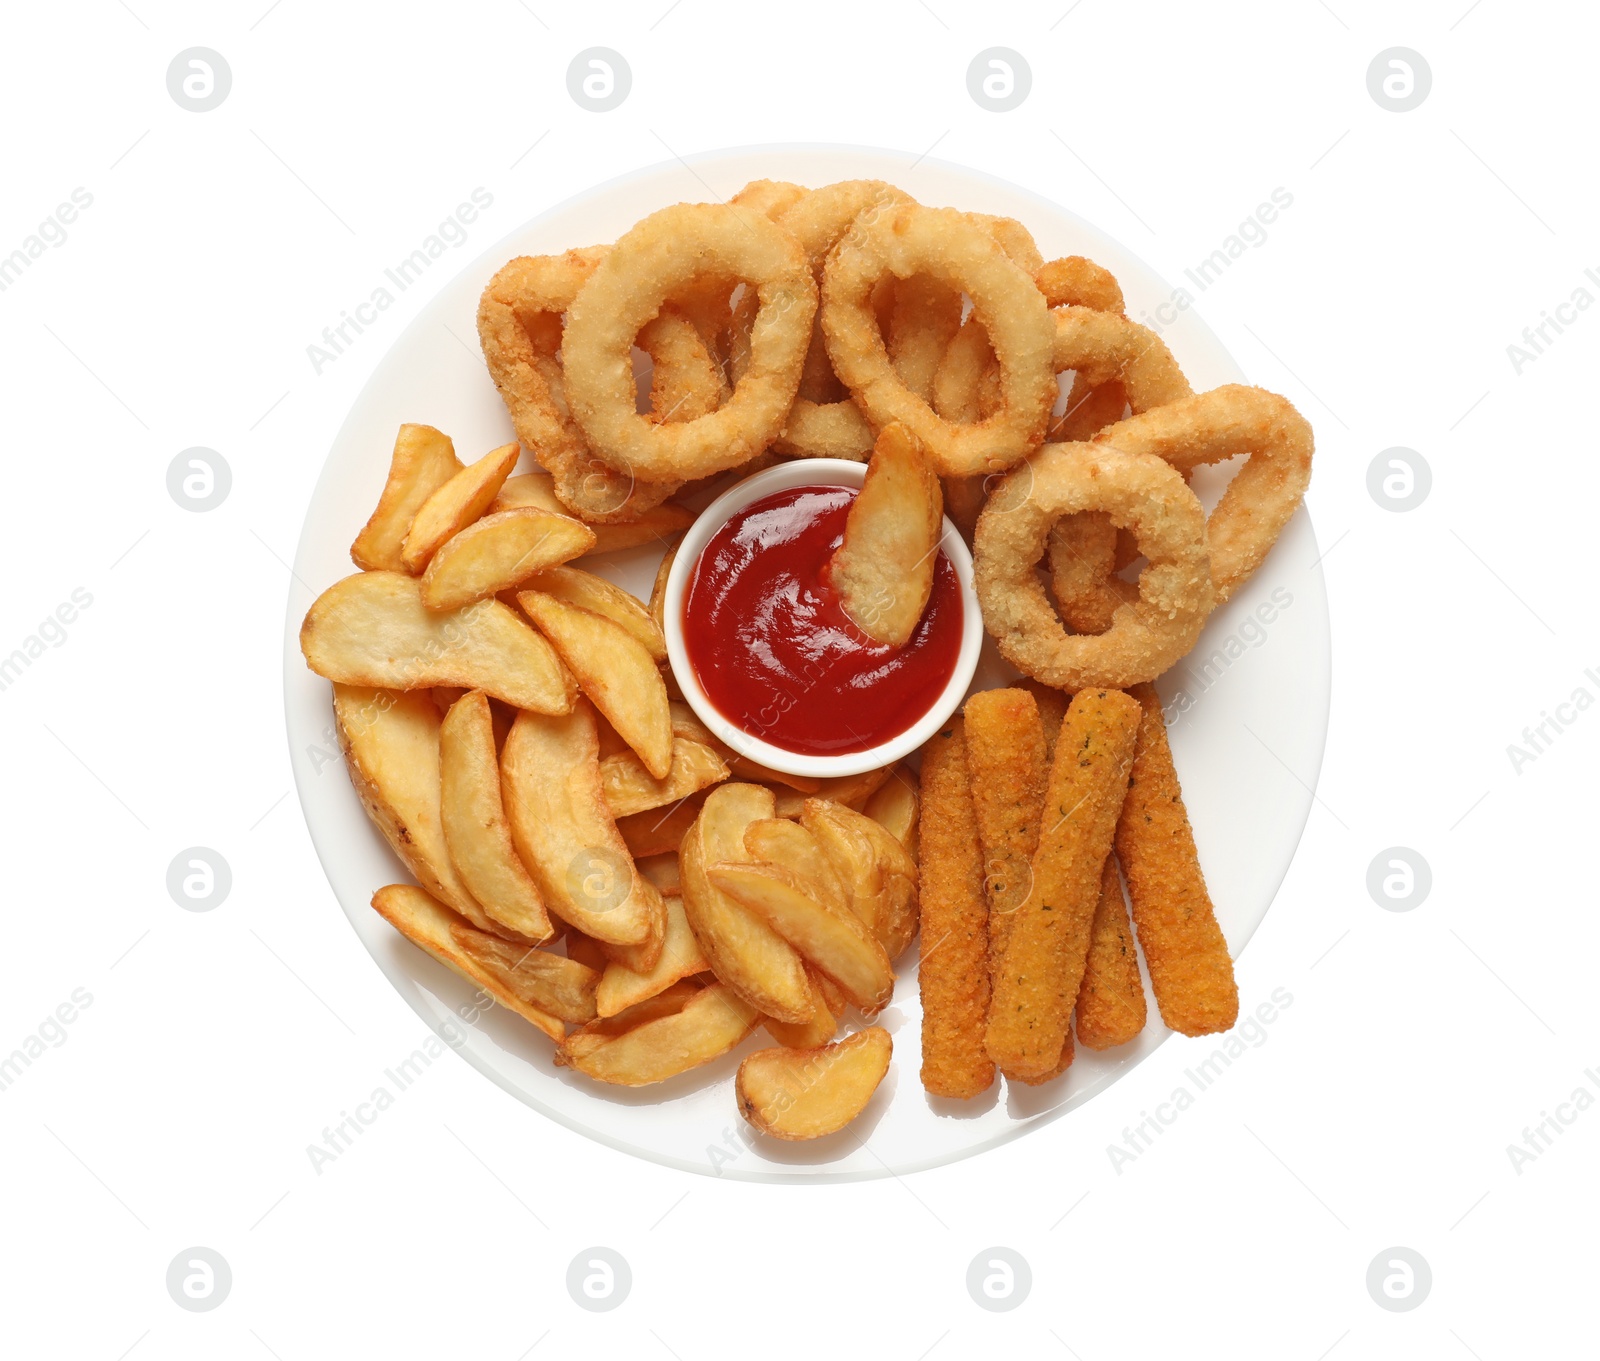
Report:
283,146,1331,1182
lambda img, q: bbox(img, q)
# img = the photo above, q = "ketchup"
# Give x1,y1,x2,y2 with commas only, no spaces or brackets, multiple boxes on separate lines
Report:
682,485,962,756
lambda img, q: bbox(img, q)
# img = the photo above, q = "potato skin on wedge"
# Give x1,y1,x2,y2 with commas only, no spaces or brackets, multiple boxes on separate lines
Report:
736,1028,893,1140
556,983,758,1086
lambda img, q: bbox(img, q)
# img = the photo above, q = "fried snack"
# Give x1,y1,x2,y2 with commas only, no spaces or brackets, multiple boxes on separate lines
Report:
743,818,849,912
1037,255,1125,314
736,1027,893,1140
351,424,462,572
1114,683,1238,1036
439,690,555,941
679,783,814,1023
771,764,894,817
763,966,844,1049
915,719,994,1098
522,565,667,661
615,789,711,859
371,885,581,1039
1048,376,1129,444
962,688,1048,990
1091,386,1313,606
302,572,574,714
418,508,596,611
490,472,693,553
476,248,687,522
335,685,502,936
517,588,672,780
1019,679,1069,762
561,203,817,482
1074,855,1148,1050
862,764,919,856
709,861,895,1016
974,443,1215,690
668,702,819,794
823,205,1056,478
830,422,943,646
636,852,681,897
887,275,964,402
985,688,1140,1080
594,893,710,1017
800,798,919,961
499,701,666,961
648,543,677,637
599,738,729,819
399,441,521,572
556,982,759,1086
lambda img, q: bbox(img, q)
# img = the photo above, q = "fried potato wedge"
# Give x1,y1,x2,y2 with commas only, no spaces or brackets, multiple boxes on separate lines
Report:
743,818,849,913
762,966,844,1048
801,798,920,961
500,702,665,964
863,764,920,859
303,572,574,714
371,885,580,1038
351,424,463,573
563,927,610,973
401,441,520,571
335,685,508,935
556,982,758,1085
418,508,597,611
616,790,711,859
584,978,699,1036
492,472,694,555
439,690,554,941
736,1027,893,1140
601,738,729,819
518,588,673,779
637,853,681,897
649,543,678,637
773,764,894,817
680,784,813,1023
831,422,943,647
709,861,895,1016
522,565,667,661
595,894,710,1017
668,702,820,793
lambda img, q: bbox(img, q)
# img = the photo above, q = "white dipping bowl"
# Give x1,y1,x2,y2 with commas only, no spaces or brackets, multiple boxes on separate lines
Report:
661,457,983,779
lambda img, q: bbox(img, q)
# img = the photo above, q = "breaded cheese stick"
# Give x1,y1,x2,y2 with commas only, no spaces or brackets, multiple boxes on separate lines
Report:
963,689,1048,985
1074,854,1148,1050
1115,684,1238,1036
985,688,1140,1080
1020,679,1069,764
916,718,995,1098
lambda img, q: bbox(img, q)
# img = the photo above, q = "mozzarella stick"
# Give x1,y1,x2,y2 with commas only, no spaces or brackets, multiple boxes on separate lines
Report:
916,719,995,1099
963,688,1048,986
985,688,1140,1080
1074,854,1148,1050
1020,679,1069,764
1115,684,1238,1036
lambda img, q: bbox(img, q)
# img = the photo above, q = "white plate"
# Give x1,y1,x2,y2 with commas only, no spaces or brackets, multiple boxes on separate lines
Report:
282,146,1331,1182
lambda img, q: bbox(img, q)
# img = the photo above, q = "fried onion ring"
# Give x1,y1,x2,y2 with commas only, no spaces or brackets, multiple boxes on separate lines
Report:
561,203,816,483
822,203,1056,477
974,442,1215,690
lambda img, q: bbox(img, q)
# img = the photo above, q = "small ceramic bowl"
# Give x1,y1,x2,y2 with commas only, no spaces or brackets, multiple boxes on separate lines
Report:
661,457,983,778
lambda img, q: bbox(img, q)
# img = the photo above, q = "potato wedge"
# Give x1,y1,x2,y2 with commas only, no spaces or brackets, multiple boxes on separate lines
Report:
595,894,710,1017
303,572,574,714
556,982,758,1085
736,1027,893,1140
648,543,678,637
762,965,845,1049
743,818,848,914
637,853,681,897
680,784,813,1023
830,422,943,646
401,441,520,571
500,702,665,965
584,978,699,1036
492,471,693,555
801,798,920,961
439,690,554,941
616,790,711,859
563,928,610,973
708,861,895,1016
669,702,820,794
863,765,920,859
522,565,667,661
518,589,672,780
773,764,894,817
418,508,596,611
371,885,576,1039
334,685,507,935
601,738,729,819
351,424,463,573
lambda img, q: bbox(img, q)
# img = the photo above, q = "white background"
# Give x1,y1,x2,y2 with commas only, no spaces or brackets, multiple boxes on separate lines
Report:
1,1,1594,1357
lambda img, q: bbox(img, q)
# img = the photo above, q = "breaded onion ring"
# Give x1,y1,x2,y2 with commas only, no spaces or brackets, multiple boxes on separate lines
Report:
822,203,1056,478
974,442,1215,690
561,203,816,483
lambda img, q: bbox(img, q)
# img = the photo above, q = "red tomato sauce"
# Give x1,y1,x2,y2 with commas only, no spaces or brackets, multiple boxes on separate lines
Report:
682,485,963,756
